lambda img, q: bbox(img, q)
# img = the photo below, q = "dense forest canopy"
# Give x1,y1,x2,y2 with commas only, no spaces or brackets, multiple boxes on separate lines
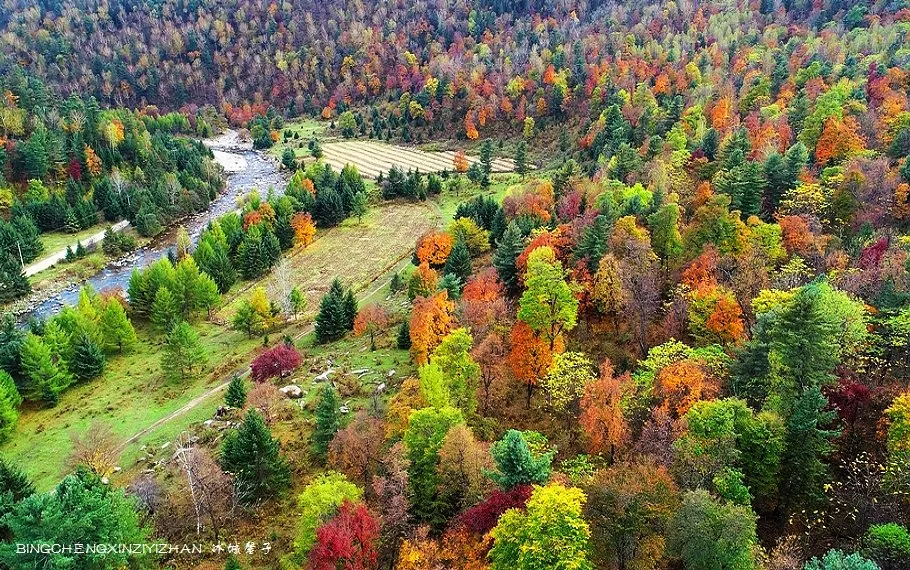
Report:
1,1,910,570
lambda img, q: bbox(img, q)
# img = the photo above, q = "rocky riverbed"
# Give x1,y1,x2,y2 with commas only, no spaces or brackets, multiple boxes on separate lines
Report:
13,131,287,323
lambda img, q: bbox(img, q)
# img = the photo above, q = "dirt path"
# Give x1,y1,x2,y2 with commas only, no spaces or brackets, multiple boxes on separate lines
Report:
24,220,131,277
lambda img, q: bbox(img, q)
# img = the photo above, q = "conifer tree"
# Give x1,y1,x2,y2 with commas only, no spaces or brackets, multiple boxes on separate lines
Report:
100,300,137,354
151,287,179,332
220,409,291,504
397,320,412,350
0,372,22,442
514,141,528,177
69,332,106,381
493,222,525,295
488,429,554,489
312,384,340,460
315,280,348,343
161,321,208,382
0,254,30,303
225,374,247,408
0,457,33,539
19,333,71,406
479,139,494,187
342,289,358,331
444,237,472,283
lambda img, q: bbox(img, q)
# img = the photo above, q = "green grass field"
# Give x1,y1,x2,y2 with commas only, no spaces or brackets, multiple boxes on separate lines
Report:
269,118,331,160
36,223,111,259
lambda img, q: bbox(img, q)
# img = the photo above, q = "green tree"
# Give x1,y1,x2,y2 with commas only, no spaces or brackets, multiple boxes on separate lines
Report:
351,191,368,223
515,141,528,177
0,469,150,569
479,139,494,187
403,406,464,525
493,222,526,295
315,279,349,344
224,555,242,570
779,386,838,511
430,328,479,417
518,247,578,350
0,253,30,302
0,458,34,540
0,372,22,442
715,160,764,218
803,550,880,570
196,273,221,318
99,300,137,353
487,429,554,489
161,321,208,382
69,332,106,381
397,320,412,349
863,523,910,568
225,374,247,408
575,215,610,272
220,409,292,505
668,490,759,570
541,351,595,417
443,237,472,286
231,300,262,339
312,384,340,460
151,286,180,332
648,203,683,270
19,333,71,406
489,483,593,570
281,148,296,170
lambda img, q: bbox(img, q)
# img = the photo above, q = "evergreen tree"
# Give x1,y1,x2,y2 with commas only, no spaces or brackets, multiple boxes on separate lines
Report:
0,254,30,303
231,300,262,339
225,374,247,408
342,289,358,331
397,320,412,350
479,139,494,187
19,333,71,406
224,555,243,570
0,371,22,442
351,191,369,223
100,300,137,354
762,152,789,217
315,279,348,343
151,287,180,332
311,384,340,460
701,128,720,161
203,244,237,293
444,237,472,283
69,332,106,381
236,225,267,279
716,161,764,218
220,409,292,504
488,430,554,489
161,321,208,382
195,273,221,318
779,386,838,511
0,457,34,540
574,215,610,272
493,222,526,295
514,141,528,177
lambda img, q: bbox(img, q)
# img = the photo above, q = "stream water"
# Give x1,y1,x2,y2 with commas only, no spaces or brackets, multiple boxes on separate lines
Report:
20,132,287,322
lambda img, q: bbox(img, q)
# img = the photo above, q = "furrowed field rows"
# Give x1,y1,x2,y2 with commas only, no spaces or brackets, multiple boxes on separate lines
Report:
321,140,515,179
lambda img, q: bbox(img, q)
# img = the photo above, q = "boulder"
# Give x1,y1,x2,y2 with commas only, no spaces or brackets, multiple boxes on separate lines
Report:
279,384,303,399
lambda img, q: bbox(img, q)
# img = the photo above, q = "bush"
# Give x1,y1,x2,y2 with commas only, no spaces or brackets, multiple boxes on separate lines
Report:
863,523,910,569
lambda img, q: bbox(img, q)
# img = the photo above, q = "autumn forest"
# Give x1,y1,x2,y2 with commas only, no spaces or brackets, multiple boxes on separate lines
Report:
1,0,910,569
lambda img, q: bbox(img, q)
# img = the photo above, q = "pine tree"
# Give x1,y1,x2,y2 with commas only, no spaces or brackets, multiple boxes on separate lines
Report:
312,384,340,460
161,321,208,382
444,237,472,283
225,374,247,408
574,216,610,272
397,320,412,350
0,457,33,540
100,300,137,354
220,410,291,504
515,142,528,177
762,152,789,217
779,387,838,511
493,222,525,295
69,332,106,381
0,372,22,442
488,430,554,489
315,280,348,343
204,244,237,293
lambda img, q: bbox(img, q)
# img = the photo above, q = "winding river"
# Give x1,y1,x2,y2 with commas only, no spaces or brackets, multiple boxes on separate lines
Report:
21,132,286,322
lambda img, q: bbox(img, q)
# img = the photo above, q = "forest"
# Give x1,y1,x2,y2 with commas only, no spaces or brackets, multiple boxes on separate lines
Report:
0,0,910,569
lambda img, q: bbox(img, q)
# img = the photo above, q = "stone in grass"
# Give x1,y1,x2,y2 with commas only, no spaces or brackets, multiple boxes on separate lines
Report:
279,384,303,398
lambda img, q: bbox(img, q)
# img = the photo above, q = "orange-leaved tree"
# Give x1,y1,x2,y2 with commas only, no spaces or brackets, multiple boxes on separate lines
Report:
508,321,563,408
409,291,456,366
580,359,631,462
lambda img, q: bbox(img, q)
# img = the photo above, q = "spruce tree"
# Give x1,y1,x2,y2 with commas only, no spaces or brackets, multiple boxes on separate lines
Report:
0,457,33,539
220,409,291,505
225,374,247,408
515,141,528,177
69,332,106,381
161,321,208,382
488,429,554,489
493,222,526,295
762,152,789,217
397,320,412,350
311,384,340,460
444,237,472,283
479,139,494,187
779,386,838,511
574,215,610,271
205,244,237,293
342,289,358,331
315,280,348,343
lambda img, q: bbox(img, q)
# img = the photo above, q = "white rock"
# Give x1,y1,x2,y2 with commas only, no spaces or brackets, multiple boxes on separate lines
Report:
279,384,303,398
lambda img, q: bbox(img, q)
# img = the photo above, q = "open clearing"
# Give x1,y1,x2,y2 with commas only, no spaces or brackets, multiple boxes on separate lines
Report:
321,140,515,179
3,201,438,491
